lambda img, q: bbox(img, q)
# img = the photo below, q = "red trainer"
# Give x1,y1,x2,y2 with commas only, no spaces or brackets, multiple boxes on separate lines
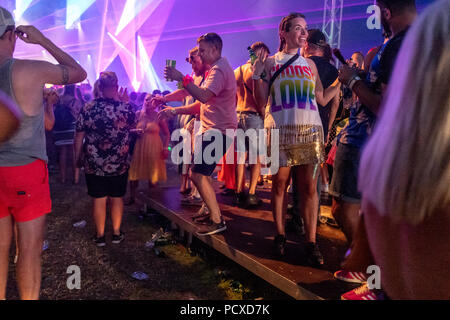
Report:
334,270,367,284
341,284,378,300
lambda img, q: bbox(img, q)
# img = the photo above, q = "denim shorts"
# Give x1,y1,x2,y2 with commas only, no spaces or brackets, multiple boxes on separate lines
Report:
329,143,362,203
236,112,264,155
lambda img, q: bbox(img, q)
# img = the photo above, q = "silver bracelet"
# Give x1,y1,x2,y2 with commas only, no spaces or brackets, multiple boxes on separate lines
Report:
348,76,362,90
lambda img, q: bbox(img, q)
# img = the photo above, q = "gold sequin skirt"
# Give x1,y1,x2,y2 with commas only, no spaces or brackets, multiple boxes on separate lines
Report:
266,124,325,167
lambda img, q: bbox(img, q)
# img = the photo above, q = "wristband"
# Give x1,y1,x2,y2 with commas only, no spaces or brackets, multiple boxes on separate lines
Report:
348,75,361,90
182,74,194,88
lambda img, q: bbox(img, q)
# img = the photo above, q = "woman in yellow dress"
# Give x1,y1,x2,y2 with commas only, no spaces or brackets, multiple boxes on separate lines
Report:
127,94,169,204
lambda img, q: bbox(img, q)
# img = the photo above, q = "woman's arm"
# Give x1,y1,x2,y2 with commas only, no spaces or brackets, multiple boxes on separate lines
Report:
44,103,55,131
252,57,272,111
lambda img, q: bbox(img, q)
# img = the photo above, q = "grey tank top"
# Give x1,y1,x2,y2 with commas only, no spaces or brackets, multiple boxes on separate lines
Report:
0,59,47,166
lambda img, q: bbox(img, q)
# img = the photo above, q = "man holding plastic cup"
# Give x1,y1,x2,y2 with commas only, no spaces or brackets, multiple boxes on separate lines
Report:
159,33,237,236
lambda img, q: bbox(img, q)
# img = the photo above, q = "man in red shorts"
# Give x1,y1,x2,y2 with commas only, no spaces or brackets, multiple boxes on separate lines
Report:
0,7,86,300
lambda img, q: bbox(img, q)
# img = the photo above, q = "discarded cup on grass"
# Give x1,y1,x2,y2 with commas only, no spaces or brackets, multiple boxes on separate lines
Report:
131,271,149,281
73,220,87,228
42,240,49,251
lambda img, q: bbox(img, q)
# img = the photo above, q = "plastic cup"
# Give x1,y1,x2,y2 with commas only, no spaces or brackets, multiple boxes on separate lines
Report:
131,271,149,281
165,59,176,81
73,220,87,228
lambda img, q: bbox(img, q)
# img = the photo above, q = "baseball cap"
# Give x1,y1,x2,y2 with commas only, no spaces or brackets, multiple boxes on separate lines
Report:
0,7,15,37
307,29,327,47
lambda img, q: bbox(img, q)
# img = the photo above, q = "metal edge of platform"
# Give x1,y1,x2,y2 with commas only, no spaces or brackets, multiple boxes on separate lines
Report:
137,193,323,300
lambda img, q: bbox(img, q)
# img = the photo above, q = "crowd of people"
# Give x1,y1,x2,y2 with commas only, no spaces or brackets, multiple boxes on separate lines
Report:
0,0,449,300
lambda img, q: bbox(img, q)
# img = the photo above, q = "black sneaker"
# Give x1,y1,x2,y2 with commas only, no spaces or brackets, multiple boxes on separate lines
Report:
220,188,235,196
233,192,246,207
112,232,125,244
288,216,305,236
196,219,227,236
273,234,286,257
244,193,261,208
92,235,106,247
305,242,324,267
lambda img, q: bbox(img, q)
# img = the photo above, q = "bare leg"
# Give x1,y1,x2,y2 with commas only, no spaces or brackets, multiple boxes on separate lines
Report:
321,164,329,186
0,216,13,300
235,163,246,194
72,145,80,184
110,197,124,235
14,222,18,262
271,167,291,236
248,162,261,195
16,215,46,300
93,197,107,237
190,172,221,223
331,198,360,244
293,165,319,243
180,174,188,193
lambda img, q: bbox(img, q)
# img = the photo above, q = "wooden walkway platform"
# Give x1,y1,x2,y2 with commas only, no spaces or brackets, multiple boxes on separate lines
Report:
137,178,355,300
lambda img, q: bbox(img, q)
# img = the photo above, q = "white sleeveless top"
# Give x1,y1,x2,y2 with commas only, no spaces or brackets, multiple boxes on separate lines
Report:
265,52,322,129
264,52,325,167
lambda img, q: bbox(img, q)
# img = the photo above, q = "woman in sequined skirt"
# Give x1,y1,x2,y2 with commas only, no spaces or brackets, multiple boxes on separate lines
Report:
252,13,340,265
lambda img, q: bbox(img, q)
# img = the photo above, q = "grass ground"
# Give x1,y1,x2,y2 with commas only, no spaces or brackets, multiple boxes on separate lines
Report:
5,165,291,300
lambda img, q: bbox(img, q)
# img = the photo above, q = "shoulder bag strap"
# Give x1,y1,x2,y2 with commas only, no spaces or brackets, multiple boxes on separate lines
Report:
268,53,299,92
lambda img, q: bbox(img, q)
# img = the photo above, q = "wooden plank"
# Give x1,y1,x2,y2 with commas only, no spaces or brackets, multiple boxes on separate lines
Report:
136,184,351,300
142,194,322,300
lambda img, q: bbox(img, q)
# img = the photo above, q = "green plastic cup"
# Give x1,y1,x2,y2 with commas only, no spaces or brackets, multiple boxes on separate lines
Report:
165,59,176,81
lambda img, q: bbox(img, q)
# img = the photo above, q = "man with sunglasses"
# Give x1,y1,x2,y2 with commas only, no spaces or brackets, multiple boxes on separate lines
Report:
154,47,209,204
160,33,237,236
0,7,86,300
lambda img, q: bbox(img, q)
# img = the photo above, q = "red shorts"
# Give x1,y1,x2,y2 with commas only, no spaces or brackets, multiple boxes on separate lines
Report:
0,159,52,222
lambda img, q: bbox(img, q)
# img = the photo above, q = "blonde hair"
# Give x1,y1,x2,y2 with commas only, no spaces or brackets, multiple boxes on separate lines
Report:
359,0,450,225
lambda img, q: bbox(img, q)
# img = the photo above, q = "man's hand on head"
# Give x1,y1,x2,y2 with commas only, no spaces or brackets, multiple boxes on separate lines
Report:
15,26,47,45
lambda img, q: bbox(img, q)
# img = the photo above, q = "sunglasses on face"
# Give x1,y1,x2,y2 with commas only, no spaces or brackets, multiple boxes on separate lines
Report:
185,55,197,63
